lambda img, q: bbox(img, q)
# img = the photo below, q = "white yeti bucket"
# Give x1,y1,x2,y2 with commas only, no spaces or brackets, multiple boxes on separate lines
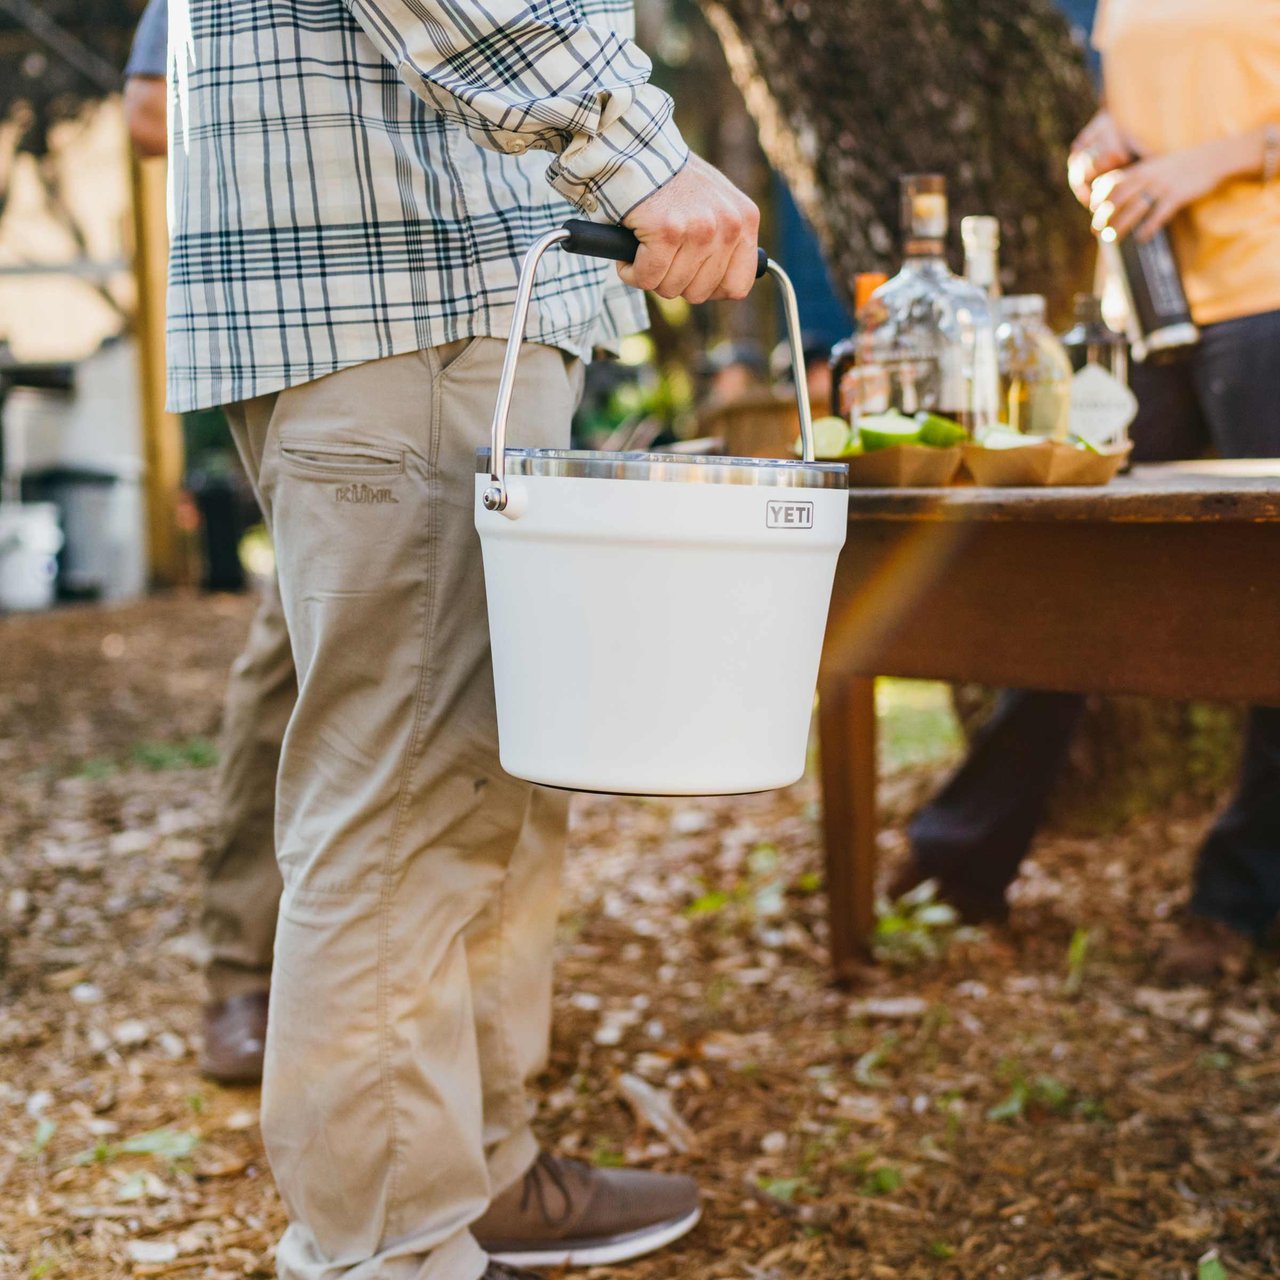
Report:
475,223,849,795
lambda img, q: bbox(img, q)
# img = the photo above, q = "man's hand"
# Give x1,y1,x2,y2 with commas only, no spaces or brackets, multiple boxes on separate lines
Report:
1067,110,1130,208
618,155,760,304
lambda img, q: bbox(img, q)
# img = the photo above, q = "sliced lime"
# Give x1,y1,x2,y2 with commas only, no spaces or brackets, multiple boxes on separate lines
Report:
915,412,967,448
807,415,854,459
978,428,1038,450
857,412,922,452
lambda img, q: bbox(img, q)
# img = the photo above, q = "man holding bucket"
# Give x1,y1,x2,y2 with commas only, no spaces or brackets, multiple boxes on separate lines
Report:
166,2,758,1277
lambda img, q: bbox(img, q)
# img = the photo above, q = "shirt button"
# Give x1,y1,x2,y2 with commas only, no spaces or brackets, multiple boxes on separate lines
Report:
508,139,527,155
581,194,598,214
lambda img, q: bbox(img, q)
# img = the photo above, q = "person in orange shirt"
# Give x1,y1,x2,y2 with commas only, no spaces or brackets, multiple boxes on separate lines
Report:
892,0,1280,984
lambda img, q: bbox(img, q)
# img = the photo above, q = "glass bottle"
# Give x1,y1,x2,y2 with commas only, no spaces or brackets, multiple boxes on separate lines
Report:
1060,293,1127,380
829,272,888,418
996,295,1073,441
854,176,998,436
961,216,1002,300
1060,293,1138,450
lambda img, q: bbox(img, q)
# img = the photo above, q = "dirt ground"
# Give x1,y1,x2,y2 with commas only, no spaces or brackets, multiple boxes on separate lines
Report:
0,593,1277,1280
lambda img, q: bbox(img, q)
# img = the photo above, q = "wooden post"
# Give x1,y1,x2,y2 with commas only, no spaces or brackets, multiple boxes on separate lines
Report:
817,670,878,981
129,151,184,587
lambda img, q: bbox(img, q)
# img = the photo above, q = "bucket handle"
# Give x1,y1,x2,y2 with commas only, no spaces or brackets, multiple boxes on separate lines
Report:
481,221,815,514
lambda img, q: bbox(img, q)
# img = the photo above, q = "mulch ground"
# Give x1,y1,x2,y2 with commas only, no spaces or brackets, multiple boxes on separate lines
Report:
0,593,1276,1280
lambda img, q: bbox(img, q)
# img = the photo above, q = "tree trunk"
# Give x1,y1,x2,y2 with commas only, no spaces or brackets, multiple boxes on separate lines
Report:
698,0,1098,315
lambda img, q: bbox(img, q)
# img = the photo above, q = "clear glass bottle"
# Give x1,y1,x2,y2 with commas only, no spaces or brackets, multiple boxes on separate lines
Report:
1060,293,1138,450
961,215,1002,300
996,295,1073,440
1060,293,1128,381
854,176,999,435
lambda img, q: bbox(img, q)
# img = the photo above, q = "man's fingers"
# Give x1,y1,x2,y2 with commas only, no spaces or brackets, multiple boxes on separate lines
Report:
655,240,721,301
708,238,760,302
1137,198,1177,242
617,238,676,292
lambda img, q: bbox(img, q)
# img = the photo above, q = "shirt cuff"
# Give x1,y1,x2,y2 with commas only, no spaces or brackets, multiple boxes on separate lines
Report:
546,83,689,224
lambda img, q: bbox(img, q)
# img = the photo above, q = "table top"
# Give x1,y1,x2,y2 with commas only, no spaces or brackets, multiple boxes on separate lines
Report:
846,460,1280,524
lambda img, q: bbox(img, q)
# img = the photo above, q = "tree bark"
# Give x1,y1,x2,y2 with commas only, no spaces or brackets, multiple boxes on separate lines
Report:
698,0,1098,314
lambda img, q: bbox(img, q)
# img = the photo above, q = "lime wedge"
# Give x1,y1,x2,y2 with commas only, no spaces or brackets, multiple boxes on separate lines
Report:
807,415,854,459
857,412,922,452
915,412,967,448
978,427,1038,450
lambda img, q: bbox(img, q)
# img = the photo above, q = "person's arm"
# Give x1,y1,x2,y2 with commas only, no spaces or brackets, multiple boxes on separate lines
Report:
340,0,759,302
1091,123,1280,242
123,0,169,157
124,76,168,157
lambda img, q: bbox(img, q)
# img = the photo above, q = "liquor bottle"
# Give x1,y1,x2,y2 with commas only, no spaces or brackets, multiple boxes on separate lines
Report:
995,296,1073,440
855,176,999,436
829,272,887,418
961,216,1001,299
1060,293,1127,379
1101,228,1198,362
1060,294,1138,450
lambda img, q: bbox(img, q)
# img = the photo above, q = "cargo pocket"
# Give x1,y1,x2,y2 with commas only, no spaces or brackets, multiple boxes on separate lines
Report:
278,441,405,481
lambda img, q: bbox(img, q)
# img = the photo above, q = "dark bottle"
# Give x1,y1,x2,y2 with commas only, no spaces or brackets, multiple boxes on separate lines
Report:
1060,294,1128,381
1101,230,1198,362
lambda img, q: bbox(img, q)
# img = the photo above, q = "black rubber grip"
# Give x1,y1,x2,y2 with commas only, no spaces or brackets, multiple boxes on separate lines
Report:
561,220,767,280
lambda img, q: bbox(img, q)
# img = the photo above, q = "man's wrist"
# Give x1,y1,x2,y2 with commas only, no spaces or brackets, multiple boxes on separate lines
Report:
546,84,689,223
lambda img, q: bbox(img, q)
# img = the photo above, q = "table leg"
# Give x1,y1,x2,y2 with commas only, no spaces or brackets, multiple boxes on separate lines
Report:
818,671,878,980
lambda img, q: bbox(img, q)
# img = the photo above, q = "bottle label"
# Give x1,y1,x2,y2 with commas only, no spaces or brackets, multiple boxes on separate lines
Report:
1069,364,1138,448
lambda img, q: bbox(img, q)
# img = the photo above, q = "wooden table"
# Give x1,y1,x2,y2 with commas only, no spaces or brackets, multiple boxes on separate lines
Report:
817,461,1280,979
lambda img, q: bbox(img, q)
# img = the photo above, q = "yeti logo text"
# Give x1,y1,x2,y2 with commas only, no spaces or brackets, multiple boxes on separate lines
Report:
336,483,399,505
766,500,814,530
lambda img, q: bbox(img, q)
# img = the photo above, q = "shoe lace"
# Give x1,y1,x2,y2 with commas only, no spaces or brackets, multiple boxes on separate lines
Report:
518,1150,582,1227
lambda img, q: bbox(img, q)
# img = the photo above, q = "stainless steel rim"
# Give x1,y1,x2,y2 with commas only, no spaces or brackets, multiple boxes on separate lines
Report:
481,229,819,513
475,448,847,489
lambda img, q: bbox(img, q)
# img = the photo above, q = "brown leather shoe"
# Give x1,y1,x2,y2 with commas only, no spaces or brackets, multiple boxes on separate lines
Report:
885,858,1009,926
200,992,269,1084
475,1151,700,1267
1154,914,1252,986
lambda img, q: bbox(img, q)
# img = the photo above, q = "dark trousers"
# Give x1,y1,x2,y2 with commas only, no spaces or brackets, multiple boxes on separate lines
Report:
910,308,1280,939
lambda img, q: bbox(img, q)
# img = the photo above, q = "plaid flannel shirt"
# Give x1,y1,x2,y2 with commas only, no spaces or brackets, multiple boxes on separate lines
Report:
165,0,688,412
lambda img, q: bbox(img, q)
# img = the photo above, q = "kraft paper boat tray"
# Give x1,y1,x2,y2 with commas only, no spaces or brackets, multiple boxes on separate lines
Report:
843,444,963,488
962,440,1133,487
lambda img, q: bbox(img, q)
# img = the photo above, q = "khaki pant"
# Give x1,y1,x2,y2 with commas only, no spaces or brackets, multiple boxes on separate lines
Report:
223,339,579,1280
204,574,288,1002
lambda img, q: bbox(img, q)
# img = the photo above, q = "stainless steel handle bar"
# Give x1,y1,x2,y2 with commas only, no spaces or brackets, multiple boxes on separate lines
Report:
482,224,815,513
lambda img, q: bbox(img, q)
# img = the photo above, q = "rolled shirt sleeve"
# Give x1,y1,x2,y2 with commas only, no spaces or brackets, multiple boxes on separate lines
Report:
125,0,168,79
341,0,689,221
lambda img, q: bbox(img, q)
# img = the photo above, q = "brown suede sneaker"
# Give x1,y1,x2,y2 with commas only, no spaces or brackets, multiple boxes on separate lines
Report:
885,859,1010,926
475,1152,700,1267
200,992,269,1084
1154,914,1253,986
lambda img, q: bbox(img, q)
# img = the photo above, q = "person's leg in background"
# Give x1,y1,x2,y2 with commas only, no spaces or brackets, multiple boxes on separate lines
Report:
200,574,290,1082
892,353,1210,918
1162,309,1280,979
225,339,696,1280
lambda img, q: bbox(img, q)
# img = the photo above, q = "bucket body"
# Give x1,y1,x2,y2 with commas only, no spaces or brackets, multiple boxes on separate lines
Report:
476,470,847,794
0,503,63,612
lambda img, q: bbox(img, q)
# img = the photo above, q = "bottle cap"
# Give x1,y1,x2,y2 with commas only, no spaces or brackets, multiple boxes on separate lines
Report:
854,272,888,311
961,216,1000,251
900,174,947,246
